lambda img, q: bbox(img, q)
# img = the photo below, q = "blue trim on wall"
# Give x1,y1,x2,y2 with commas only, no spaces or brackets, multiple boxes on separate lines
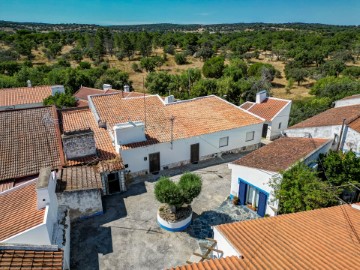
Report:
158,220,192,232
238,178,269,196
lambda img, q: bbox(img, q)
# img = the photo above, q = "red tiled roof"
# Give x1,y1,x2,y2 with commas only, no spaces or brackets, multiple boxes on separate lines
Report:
349,116,360,133
0,106,64,182
0,248,63,269
0,180,45,241
91,95,263,149
60,107,122,167
232,137,330,172
74,86,146,101
290,104,360,129
168,256,244,270
57,166,103,191
240,98,290,121
0,86,52,107
215,204,360,269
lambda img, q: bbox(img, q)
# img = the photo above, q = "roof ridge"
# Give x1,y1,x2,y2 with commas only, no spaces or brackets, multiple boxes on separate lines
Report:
0,178,37,196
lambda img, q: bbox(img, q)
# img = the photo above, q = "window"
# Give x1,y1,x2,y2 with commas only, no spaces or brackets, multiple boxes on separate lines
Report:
278,122,282,129
246,131,255,141
219,136,229,147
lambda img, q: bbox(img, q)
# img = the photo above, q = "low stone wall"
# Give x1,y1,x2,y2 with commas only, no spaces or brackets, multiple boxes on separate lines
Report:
57,189,103,220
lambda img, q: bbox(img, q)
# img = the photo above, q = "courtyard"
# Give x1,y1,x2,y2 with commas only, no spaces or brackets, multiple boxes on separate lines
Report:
70,153,257,270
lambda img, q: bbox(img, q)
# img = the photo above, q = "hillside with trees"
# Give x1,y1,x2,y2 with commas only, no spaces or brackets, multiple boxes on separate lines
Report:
0,21,359,125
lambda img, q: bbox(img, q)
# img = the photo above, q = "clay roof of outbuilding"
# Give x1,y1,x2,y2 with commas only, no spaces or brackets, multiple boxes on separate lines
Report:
60,107,123,168
0,106,64,182
348,116,360,133
215,204,360,269
0,86,52,107
0,248,63,270
0,180,45,242
239,98,290,121
289,104,360,129
74,86,146,101
232,137,330,172
167,256,244,270
90,95,264,149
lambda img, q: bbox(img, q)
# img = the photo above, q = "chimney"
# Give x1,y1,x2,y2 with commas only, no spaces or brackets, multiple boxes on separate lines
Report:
51,85,65,96
27,80,32,88
256,90,267,104
103,84,112,91
36,167,54,210
62,128,97,159
164,95,175,104
123,84,130,92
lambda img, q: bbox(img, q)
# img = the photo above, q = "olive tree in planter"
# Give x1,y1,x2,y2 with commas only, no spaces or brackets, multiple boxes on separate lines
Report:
155,172,202,232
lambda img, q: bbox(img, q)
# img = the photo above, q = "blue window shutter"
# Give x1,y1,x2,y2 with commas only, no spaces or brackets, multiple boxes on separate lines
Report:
239,181,247,205
257,191,268,217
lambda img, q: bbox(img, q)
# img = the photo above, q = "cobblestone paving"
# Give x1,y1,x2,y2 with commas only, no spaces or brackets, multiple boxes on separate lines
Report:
186,199,260,254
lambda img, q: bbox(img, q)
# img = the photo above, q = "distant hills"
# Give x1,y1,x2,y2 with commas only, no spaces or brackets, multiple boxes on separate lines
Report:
0,20,357,33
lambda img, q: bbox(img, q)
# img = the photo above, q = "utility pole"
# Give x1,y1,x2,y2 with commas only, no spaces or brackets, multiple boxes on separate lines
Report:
143,76,147,130
170,115,175,150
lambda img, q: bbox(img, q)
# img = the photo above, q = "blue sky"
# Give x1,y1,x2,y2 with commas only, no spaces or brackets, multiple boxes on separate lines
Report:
0,0,359,25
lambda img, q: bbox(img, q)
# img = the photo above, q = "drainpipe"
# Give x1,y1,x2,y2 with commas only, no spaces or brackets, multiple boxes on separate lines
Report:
336,118,346,151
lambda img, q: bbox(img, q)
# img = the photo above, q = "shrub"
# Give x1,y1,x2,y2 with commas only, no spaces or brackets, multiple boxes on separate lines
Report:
79,61,91,69
202,56,225,78
178,173,202,204
43,92,77,108
131,62,142,72
164,45,175,55
175,53,187,65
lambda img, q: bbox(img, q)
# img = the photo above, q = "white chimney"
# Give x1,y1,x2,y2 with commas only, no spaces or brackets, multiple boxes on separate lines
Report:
51,85,65,96
164,95,175,104
103,84,112,91
27,80,32,88
256,90,267,104
113,121,146,146
123,84,130,92
36,167,57,210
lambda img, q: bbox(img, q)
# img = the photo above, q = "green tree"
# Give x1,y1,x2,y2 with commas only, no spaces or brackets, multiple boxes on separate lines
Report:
270,162,338,214
94,69,131,90
174,53,187,65
120,34,135,60
248,62,276,81
138,32,152,57
43,92,77,108
145,71,172,95
202,56,224,78
178,173,202,205
286,68,308,86
140,56,164,72
321,60,346,77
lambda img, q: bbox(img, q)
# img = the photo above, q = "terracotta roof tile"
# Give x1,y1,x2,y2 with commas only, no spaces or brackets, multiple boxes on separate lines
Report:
349,116,360,133
91,95,263,149
168,256,244,270
241,98,290,121
233,137,330,172
0,248,63,270
0,106,63,182
0,86,52,107
215,204,360,269
60,107,122,167
57,166,103,192
0,180,45,241
74,86,146,101
290,104,360,129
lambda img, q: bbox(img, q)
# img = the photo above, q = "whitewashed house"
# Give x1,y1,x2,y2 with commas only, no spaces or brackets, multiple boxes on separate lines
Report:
285,102,360,155
229,137,332,217
334,94,360,108
87,94,265,175
0,168,70,269
240,90,291,140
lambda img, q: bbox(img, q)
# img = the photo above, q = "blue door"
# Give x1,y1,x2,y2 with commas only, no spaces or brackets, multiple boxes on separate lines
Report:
257,191,268,217
239,181,247,205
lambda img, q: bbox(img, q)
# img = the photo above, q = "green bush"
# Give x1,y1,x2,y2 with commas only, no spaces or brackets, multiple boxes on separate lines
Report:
202,56,224,78
43,92,77,108
154,173,202,208
175,53,187,65
178,173,202,204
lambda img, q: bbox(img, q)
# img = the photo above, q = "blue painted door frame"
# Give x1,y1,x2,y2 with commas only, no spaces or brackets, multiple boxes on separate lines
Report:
257,191,268,217
239,181,247,205
238,178,268,217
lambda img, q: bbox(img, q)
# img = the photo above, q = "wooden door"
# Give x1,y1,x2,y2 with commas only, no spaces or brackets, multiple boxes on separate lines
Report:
149,152,160,174
262,124,268,138
190,143,200,164
257,191,268,217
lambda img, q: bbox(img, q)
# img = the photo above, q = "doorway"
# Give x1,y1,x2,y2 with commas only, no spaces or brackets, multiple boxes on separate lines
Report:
149,152,160,174
190,143,200,164
107,172,120,194
262,124,268,138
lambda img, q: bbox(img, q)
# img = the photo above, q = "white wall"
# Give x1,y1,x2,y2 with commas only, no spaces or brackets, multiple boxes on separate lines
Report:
285,125,341,141
120,123,263,174
57,189,103,219
335,97,360,108
213,227,241,258
342,127,360,156
229,164,278,216
268,102,291,140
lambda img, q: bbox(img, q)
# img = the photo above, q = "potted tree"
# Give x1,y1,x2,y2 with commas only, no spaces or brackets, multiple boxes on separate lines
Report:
155,172,202,232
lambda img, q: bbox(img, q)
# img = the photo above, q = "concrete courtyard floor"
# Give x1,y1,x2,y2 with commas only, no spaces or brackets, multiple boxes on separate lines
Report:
70,153,248,270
